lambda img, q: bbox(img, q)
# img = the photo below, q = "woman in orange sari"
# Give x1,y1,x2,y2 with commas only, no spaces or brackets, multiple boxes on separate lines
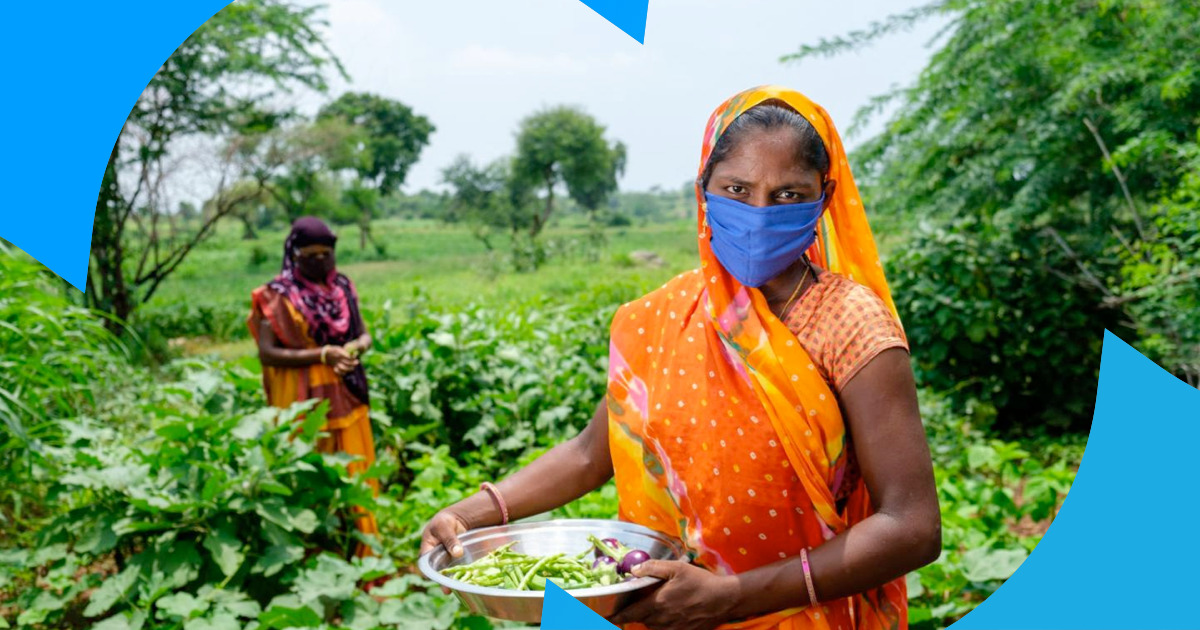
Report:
421,87,940,630
249,216,380,556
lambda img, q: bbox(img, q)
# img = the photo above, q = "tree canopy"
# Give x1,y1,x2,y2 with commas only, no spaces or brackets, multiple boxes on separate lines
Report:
786,0,1200,425
512,106,626,236
90,0,344,324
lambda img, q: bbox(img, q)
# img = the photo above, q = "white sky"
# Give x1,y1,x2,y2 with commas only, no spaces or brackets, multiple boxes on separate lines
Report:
286,0,950,193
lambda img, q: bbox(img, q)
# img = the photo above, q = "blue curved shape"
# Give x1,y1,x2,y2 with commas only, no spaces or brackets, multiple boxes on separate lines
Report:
542,582,620,629
951,330,1200,629
576,0,649,44
0,1,230,290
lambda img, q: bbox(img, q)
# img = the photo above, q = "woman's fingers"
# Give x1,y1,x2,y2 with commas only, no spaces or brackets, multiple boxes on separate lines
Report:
332,357,359,375
422,514,466,559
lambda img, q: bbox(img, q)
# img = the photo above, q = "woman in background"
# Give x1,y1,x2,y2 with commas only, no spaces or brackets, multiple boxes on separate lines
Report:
248,216,379,556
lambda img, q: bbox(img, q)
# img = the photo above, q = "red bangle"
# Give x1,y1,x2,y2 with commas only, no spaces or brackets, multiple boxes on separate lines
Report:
801,548,818,606
480,482,509,526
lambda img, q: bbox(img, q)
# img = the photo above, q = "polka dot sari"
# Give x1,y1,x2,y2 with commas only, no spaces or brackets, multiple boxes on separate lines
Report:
606,86,908,630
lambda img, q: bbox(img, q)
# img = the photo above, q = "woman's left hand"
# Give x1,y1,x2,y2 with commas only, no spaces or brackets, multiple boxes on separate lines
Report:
609,560,739,630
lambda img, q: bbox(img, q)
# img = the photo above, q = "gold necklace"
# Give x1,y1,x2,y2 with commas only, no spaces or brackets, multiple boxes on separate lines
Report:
778,263,812,319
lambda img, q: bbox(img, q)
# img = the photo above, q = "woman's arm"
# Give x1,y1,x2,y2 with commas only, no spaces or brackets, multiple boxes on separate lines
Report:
420,401,615,558
613,348,941,629
348,332,372,354
346,308,372,355
256,318,357,373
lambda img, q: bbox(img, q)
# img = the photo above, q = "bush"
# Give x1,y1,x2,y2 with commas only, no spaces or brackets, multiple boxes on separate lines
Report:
249,245,271,269
366,297,611,475
2,400,395,630
910,390,1080,628
887,218,1120,432
0,245,128,539
135,302,249,345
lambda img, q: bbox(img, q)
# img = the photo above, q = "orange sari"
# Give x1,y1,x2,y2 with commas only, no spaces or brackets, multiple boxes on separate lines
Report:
606,86,907,630
249,286,380,556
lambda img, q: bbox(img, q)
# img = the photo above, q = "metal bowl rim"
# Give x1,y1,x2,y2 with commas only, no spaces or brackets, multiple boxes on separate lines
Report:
416,518,684,600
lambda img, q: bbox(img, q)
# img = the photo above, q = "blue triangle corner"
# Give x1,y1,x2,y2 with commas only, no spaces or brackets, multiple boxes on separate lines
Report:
541,582,620,630
576,0,648,44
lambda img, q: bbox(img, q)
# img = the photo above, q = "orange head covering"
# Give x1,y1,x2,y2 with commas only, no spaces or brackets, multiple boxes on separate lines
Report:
606,86,906,630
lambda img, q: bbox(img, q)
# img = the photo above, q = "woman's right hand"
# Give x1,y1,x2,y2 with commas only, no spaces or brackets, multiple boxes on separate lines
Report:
421,509,472,594
420,509,470,559
323,345,359,375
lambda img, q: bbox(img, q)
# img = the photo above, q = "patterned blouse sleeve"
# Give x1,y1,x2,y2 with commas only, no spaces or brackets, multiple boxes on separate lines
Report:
826,283,909,392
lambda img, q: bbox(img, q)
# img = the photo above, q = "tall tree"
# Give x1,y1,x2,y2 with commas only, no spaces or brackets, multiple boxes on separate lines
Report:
512,106,626,236
90,0,344,326
238,117,364,224
784,0,1200,423
442,155,532,251
317,92,434,249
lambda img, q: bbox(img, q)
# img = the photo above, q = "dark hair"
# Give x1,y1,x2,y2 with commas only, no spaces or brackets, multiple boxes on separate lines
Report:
701,101,830,188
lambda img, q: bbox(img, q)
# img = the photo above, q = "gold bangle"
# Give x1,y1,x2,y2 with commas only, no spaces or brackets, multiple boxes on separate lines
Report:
320,345,330,365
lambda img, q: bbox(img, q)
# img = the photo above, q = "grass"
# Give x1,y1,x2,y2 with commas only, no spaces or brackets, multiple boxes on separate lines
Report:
143,216,699,356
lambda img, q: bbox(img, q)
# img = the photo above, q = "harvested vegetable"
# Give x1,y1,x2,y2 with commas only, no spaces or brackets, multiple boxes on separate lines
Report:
442,536,652,591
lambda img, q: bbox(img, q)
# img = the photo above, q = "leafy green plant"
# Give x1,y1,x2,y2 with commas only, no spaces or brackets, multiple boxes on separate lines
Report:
366,297,610,474
1,399,388,629
886,219,1118,431
908,391,1080,628
0,244,128,540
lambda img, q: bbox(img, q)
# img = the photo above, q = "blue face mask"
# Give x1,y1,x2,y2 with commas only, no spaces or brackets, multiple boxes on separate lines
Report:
704,192,824,288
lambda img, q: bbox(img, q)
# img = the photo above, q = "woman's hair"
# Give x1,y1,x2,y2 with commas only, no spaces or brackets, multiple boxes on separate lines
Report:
701,100,830,188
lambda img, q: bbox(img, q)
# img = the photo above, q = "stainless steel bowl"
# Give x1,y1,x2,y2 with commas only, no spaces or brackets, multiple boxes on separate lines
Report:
418,519,684,623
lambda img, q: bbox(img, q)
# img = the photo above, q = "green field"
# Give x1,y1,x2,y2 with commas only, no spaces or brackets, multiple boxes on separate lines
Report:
146,218,698,358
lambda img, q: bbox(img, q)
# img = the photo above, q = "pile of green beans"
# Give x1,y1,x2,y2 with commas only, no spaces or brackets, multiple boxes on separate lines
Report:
441,542,625,591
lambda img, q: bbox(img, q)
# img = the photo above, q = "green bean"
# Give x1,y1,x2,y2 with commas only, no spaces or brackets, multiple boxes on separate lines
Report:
517,553,561,590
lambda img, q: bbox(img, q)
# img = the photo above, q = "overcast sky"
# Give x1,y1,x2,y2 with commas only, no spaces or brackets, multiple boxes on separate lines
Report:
286,0,949,193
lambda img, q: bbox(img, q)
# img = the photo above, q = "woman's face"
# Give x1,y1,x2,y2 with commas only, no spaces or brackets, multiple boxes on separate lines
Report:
294,244,335,282
705,128,835,208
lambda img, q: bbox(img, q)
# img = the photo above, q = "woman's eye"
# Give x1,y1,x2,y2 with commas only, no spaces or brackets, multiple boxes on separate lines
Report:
777,191,801,201
725,185,746,195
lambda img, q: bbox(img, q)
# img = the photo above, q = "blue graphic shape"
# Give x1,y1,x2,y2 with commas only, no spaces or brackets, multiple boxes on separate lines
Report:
576,0,649,44
0,2,230,291
542,582,620,630
951,330,1199,629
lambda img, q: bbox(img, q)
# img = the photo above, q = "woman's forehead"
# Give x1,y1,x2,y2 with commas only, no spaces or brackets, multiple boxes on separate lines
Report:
711,134,820,181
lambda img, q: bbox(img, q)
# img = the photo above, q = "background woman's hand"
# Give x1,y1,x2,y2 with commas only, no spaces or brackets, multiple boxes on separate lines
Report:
420,509,472,594
323,345,359,375
609,560,739,630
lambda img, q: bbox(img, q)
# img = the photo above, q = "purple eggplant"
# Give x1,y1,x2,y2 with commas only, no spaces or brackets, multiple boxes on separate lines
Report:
592,537,623,559
618,549,651,575
593,555,617,569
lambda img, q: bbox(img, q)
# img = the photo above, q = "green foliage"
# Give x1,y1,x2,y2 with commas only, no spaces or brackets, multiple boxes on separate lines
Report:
134,218,695,345
90,0,345,323
1110,145,1200,386
441,155,535,258
910,392,1081,628
512,106,627,235
886,219,1117,431
788,0,1200,426
0,244,126,537
239,117,369,225
318,92,435,251
367,297,611,471
318,93,435,196
2,397,391,630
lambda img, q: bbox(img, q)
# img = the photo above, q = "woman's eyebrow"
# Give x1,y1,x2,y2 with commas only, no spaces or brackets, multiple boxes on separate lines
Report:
775,181,818,191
